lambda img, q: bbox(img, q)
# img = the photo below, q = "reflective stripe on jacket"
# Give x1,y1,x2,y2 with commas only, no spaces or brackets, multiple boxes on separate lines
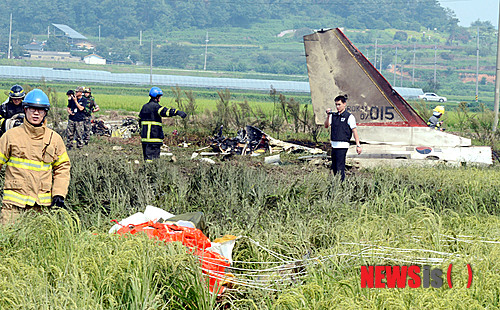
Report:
0,121,70,208
427,115,441,129
138,100,177,144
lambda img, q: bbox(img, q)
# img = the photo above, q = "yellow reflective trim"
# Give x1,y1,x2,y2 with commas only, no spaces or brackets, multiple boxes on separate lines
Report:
0,152,8,164
141,121,162,126
141,138,163,143
157,107,165,116
141,122,162,142
7,156,52,172
53,152,70,167
3,190,37,206
39,194,52,204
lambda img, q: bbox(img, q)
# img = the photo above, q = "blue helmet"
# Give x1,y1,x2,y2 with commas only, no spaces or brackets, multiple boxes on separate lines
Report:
149,87,163,98
23,89,50,110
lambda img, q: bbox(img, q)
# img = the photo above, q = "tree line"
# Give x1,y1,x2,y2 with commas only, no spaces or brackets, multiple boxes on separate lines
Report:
0,0,457,40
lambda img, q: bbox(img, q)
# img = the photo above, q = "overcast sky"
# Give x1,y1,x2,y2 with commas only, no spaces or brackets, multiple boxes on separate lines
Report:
439,0,499,27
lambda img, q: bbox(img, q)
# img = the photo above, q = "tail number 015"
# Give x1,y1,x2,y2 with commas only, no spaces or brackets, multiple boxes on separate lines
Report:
359,106,395,121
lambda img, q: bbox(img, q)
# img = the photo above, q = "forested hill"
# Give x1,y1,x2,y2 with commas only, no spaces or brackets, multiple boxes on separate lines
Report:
1,0,457,39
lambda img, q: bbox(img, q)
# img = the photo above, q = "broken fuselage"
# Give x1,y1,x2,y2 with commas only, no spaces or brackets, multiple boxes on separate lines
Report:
303,28,491,165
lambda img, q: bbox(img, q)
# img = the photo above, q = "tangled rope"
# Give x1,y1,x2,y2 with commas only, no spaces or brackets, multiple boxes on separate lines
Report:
204,234,499,292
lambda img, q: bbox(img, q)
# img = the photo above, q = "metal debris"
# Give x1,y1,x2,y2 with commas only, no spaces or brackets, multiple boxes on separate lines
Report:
209,125,324,156
91,119,111,136
264,154,281,165
110,118,139,139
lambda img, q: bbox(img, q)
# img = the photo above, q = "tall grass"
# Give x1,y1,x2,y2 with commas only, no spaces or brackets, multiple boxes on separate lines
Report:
0,210,218,309
0,148,499,308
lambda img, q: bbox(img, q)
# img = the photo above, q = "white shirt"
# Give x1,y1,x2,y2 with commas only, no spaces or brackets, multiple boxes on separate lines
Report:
329,113,357,148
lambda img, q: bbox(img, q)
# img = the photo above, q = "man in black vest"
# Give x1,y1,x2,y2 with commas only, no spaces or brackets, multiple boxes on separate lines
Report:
139,87,187,161
324,95,362,181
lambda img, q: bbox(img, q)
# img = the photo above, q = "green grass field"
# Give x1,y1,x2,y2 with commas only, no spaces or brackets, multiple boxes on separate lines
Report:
0,144,498,309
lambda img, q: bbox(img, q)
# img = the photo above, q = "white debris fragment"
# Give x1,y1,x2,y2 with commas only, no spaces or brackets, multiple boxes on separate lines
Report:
200,158,216,164
264,154,281,165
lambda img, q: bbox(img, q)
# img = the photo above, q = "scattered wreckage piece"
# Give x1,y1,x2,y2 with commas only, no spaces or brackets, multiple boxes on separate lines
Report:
110,118,140,139
91,119,112,136
207,125,325,158
264,154,281,165
200,158,216,164
266,136,324,155
91,118,139,138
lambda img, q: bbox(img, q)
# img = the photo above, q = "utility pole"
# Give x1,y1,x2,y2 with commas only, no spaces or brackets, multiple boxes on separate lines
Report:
379,49,383,72
476,27,480,102
433,43,437,89
374,39,377,68
412,43,416,85
204,32,209,71
8,13,12,59
140,30,142,46
47,26,50,39
150,39,153,86
393,46,398,86
493,0,500,131
401,61,404,87
98,25,101,42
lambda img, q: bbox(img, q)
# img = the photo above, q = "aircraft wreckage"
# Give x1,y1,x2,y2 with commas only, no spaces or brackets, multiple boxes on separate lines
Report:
303,28,492,165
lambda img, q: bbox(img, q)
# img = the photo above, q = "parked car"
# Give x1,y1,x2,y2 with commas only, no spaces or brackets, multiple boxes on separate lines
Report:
417,93,447,102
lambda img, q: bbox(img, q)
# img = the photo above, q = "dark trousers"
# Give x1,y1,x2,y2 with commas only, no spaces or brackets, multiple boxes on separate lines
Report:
331,148,348,181
142,143,161,161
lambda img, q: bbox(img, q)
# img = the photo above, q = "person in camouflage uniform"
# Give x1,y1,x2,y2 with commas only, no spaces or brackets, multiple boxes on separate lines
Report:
66,86,88,150
82,87,99,145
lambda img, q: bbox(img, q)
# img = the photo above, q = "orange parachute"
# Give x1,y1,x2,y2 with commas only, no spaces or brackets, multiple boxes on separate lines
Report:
114,219,234,295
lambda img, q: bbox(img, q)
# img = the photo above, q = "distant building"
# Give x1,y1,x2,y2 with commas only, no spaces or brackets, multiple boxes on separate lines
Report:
52,24,87,45
29,51,81,62
84,54,106,65
23,42,44,51
76,41,96,50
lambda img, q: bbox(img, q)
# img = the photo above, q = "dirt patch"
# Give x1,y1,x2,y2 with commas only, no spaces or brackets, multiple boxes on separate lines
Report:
460,73,495,84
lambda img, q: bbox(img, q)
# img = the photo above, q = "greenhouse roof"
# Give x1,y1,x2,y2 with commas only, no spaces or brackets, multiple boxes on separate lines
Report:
0,65,422,98
52,24,87,40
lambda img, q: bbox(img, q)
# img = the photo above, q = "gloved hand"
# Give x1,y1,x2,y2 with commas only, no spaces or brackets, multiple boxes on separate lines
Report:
176,110,187,119
51,195,66,208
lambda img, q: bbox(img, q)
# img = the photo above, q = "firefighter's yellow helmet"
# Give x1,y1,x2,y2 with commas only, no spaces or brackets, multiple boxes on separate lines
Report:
433,106,445,114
